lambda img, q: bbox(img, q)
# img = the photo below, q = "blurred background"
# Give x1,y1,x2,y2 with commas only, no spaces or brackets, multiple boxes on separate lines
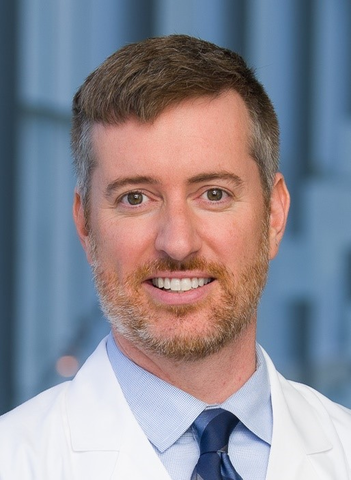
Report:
1,0,351,414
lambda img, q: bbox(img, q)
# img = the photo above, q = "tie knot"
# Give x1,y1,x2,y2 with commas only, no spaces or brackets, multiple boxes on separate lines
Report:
193,408,239,455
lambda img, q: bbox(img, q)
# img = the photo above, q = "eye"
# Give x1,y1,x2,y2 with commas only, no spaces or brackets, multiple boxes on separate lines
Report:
206,188,225,201
127,192,143,205
120,191,147,206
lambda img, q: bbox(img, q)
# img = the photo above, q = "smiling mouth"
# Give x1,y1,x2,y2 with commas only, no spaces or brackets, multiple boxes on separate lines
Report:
151,277,214,292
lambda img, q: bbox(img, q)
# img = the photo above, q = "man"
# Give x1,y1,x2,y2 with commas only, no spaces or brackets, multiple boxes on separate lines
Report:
0,35,350,480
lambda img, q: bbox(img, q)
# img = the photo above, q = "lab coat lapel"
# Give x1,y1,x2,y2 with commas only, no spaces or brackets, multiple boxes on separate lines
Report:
66,339,171,480
263,350,334,480
65,339,345,479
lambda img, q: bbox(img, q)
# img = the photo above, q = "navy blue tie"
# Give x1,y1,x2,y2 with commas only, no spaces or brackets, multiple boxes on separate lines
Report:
191,408,243,480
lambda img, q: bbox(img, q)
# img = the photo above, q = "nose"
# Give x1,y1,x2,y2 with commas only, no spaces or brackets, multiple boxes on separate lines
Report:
154,203,202,262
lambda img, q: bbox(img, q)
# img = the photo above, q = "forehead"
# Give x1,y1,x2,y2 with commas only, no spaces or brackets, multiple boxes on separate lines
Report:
90,91,253,181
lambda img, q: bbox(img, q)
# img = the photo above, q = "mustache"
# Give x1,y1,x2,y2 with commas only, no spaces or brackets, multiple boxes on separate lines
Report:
126,257,232,283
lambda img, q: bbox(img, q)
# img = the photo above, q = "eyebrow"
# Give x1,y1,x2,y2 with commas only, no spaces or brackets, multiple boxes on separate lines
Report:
105,171,244,198
105,176,159,198
187,171,244,187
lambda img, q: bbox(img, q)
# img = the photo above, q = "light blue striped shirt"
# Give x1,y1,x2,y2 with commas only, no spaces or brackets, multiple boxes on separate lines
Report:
107,333,272,480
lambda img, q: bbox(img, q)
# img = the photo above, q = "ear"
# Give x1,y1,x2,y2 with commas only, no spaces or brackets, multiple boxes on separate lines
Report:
268,173,290,260
73,189,93,264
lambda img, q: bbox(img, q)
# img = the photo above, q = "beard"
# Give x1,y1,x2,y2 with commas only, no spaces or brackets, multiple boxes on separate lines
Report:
89,217,270,362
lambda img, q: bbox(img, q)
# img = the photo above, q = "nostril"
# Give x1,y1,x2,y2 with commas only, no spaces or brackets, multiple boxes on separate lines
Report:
154,231,202,261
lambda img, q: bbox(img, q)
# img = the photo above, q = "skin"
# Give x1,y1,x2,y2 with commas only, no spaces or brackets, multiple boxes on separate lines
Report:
74,91,290,403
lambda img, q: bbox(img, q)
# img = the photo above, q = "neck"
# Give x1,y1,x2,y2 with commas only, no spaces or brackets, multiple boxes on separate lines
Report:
113,325,257,404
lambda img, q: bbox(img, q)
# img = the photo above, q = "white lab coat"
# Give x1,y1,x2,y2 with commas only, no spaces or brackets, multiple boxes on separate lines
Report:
0,337,350,479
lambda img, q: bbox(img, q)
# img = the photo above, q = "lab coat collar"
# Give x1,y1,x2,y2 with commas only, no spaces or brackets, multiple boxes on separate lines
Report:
263,348,333,479
66,338,171,479
65,338,337,479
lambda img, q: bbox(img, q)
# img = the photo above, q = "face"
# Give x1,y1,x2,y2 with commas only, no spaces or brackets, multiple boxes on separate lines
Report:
74,91,289,361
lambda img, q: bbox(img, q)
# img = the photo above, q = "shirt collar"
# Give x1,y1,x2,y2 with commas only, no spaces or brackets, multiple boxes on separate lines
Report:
106,332,272,452
221,345,272,444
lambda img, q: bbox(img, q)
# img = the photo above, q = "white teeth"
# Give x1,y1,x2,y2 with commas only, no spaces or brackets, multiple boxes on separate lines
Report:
152,277,211,292
180,278,192,291
171,278,181,291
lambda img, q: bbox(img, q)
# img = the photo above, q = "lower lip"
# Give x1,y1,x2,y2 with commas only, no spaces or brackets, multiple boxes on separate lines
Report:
143,281,214,306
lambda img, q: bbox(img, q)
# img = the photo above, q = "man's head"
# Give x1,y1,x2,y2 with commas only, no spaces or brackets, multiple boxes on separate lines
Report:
71,34,279,218
72,36,289,362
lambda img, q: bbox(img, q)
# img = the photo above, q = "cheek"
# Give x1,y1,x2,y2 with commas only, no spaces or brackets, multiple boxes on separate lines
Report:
96,220,156,275
201,213,257,254
209,214,266,270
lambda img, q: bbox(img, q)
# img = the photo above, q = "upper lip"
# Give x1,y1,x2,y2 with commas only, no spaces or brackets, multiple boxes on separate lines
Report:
146,272,214,280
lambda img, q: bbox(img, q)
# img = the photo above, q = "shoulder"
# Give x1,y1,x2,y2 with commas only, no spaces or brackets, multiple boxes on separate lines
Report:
0,337,110,436
261,347,351,442
0,338,111,475
0,382,72,478
286,379,351,439
0,381,69,431
0,381,71,448
262,346,351,415
261,348,351,477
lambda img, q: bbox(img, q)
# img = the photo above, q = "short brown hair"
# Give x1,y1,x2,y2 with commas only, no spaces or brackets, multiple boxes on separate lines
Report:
71,34,279,210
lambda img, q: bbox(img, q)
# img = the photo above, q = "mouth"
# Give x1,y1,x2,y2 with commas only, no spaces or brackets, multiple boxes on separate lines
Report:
150,277,214,293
